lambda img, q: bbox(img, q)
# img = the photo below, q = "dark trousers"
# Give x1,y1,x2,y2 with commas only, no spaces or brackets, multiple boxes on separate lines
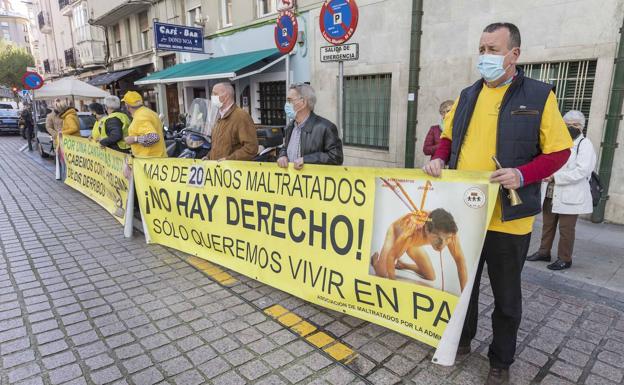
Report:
459,230,531,369
538,198,578,263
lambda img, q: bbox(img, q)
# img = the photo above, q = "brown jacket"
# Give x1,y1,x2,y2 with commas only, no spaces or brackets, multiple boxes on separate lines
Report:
45,111,64,147
209,105,258,161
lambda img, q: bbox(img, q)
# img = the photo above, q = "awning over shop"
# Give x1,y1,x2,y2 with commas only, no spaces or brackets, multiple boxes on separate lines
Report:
88,69,135,86
135,48,284,86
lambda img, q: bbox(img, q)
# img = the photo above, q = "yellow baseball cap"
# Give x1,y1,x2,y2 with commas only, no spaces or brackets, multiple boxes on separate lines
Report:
121,91,143,107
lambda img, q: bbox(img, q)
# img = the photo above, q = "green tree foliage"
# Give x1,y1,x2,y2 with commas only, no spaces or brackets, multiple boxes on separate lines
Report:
0,41,35,89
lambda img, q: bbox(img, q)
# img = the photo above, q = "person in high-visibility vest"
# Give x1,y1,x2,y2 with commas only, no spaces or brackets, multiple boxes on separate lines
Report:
88,102,106,142
94,96,131,153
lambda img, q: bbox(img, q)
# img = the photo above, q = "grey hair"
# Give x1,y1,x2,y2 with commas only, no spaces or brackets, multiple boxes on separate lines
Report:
104,95,121,110
563,110,586,128
290,83,316,111
214,82,235,99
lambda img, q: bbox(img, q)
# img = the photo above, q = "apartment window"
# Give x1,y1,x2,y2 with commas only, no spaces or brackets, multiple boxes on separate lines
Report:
139,11,149,51
3,32,9,40
257,0,278,17
112,24,121,57
221,0,232,27
25,35,29,43
23,24,28,32
519,60,597,129
125,19,133,53
1,22,8,27
188,6,202,26
258,81,286,125
343,74,392,149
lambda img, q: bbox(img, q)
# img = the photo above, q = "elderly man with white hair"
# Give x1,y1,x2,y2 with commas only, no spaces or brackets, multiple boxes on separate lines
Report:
527,110,597,270
206,82,258,161
96,95,131,153
277,83,343,169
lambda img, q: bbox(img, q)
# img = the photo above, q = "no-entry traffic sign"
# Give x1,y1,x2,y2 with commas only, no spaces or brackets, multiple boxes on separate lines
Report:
274,11,298,54
22,71,44,90
319,0,359,45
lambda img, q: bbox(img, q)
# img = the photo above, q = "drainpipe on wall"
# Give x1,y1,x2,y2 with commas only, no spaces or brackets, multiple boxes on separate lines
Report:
591,15,624,223
404,0,423,168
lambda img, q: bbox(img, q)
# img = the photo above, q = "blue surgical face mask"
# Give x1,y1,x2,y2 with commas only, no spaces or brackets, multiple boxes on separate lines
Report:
284,102,296,120
477,53,510,82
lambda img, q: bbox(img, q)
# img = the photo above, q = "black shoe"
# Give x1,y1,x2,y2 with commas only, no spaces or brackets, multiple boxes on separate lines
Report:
457,343,471,356
547,259,571,270
485,367,510,385
526,251,551,262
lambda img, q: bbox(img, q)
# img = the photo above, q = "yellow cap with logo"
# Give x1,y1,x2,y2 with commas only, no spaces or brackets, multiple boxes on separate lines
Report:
121,91,143,107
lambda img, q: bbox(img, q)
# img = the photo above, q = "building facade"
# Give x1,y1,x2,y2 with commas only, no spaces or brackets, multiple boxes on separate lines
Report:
33,0,106,79
0,0,33,53
417,0,624,224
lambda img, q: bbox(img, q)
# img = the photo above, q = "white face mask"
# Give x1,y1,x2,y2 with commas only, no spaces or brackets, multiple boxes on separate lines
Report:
211,94,223,109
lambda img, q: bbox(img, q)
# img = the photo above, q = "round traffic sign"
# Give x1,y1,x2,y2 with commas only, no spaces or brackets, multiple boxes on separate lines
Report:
319,0,359,45
274,11,298,54
22,71,44,90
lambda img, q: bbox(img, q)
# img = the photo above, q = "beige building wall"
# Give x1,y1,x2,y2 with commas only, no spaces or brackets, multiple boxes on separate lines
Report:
418,0,624,224
309,0,412,168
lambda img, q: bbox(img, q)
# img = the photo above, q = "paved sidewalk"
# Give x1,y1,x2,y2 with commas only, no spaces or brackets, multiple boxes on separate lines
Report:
528,216,624,295
2,136,624,385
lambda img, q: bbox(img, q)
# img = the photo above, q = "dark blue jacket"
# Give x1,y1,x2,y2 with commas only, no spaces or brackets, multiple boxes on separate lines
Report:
448,68,553,221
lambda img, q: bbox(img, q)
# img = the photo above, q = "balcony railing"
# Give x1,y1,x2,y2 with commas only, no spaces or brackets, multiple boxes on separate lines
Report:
37,11,52,33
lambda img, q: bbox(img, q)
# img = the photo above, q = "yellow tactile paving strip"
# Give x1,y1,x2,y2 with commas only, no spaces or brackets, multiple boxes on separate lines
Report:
185,256,238,286
264,304,358,364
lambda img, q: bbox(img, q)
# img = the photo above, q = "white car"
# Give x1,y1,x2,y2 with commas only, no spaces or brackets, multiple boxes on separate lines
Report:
0,102,20,134
35,112,96,158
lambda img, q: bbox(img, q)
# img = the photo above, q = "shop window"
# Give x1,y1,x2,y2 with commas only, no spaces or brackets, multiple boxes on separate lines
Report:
519,60,597,130
343,73,391,149
258,81,286,125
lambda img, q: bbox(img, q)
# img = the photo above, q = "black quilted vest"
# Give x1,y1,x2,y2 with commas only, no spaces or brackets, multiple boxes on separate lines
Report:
448,68,553,222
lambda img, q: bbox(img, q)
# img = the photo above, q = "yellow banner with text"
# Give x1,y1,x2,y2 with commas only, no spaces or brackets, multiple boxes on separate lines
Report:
133,158,497,349
61,135,131,226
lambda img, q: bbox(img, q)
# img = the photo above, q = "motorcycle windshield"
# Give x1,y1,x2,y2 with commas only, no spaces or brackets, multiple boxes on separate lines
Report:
186,98,219,137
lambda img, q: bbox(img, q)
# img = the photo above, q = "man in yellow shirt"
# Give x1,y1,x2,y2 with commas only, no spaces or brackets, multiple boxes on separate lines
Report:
121,91,167,158
423,23,572,385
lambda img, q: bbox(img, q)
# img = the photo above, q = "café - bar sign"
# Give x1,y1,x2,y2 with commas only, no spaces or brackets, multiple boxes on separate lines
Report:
154,21,204,53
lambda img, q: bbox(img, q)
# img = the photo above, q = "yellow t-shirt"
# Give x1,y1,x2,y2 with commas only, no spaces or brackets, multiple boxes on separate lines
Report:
442,85,573,235
127,107,167,158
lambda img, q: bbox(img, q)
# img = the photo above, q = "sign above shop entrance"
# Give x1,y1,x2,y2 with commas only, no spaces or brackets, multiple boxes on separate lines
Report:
154,21,204,53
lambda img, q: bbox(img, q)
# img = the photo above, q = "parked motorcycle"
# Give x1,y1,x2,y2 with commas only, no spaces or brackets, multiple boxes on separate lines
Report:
165,98,285,161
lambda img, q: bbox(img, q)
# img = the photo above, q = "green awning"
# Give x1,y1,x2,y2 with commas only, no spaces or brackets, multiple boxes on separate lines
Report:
135,48,282,85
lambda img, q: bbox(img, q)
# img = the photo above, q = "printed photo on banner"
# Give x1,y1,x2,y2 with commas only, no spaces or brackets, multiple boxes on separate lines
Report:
369,178,489,296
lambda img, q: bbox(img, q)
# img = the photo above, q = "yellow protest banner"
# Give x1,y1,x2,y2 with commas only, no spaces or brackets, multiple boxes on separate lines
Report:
61,135,131,226
133,158,497,355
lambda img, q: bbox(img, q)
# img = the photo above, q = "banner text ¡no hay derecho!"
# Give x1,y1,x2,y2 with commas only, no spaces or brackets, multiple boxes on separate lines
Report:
133,158,498,352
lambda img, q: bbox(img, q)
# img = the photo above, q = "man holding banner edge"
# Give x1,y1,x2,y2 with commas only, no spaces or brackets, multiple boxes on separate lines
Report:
423,23,572,384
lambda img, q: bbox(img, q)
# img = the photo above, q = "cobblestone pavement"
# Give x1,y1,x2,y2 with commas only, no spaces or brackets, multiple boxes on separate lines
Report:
1,136,623,385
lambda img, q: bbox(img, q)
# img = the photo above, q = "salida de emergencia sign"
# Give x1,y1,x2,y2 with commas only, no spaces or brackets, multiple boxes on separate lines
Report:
320,43,359,62
154,21,204,53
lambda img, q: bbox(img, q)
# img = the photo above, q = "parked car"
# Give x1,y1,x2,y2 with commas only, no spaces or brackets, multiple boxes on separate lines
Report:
35,112,96,158
0,102,20,135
